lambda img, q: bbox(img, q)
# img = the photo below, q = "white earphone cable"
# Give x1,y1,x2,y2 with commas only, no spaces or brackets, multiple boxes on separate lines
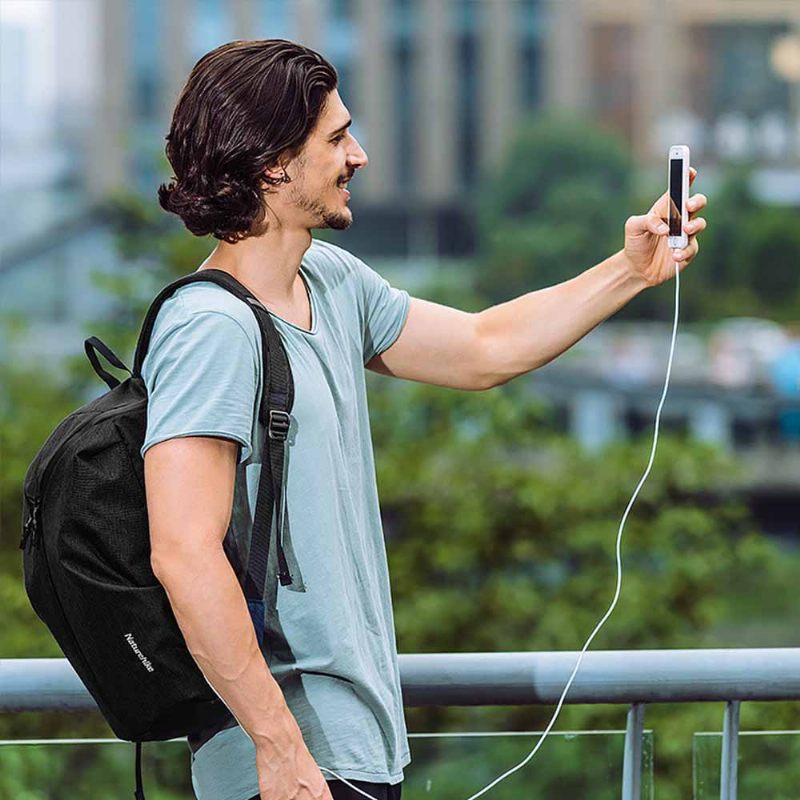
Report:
319,259,682,800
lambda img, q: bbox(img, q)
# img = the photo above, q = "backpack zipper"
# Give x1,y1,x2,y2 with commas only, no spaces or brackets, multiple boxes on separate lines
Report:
20,495,41,550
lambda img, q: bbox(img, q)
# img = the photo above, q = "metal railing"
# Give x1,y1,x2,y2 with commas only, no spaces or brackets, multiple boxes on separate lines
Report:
2,648,799,800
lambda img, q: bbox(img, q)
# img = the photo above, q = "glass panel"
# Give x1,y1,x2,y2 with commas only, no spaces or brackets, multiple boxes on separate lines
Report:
693,730,800,800
404,730,654,800
0,730,654,799
0,738,192,799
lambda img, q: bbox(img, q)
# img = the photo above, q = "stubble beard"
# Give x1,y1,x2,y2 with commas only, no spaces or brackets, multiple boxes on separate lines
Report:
290,182,352,231
292,170,353,231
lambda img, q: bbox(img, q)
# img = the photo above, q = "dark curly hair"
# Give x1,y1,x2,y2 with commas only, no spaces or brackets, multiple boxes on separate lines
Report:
158,39,338,243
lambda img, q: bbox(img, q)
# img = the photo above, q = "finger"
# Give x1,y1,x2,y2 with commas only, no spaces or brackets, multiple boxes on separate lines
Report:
626,212,664,237
687,193,708,219
683,216,706,235
647,189,665,219
645,211,670,235
649,180,703,224
672,237,699,262
689,166,697,185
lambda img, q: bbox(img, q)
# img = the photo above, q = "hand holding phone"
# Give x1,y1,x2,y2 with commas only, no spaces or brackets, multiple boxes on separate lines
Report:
621,145,706,286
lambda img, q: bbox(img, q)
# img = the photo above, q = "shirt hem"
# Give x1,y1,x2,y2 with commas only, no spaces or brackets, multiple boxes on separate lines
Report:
319,765,406,785
318,751,411,785
141,429,251,463
365,290,411,366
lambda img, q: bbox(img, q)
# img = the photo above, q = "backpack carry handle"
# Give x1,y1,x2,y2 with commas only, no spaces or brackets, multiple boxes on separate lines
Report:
85,336,133,390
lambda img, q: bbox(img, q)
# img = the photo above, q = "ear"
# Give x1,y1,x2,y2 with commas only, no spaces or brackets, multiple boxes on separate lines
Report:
262,163,290,188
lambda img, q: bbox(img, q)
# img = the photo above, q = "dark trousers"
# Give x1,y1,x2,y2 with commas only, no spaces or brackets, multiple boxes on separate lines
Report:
248,778,402,800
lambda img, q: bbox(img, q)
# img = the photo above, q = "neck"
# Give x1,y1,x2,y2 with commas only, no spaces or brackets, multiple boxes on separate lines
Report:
200,227,313,306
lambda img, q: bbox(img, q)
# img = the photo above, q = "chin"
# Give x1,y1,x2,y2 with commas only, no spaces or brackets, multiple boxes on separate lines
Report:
319,208,353,231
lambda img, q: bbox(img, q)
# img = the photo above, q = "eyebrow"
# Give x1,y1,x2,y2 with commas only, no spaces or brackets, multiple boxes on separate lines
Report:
327,117,352,139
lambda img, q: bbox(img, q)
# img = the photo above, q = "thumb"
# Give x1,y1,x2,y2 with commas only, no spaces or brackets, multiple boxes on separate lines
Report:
626,212,668,237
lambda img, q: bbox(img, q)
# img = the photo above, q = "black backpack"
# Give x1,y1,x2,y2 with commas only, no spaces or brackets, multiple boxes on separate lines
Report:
19,269,295,799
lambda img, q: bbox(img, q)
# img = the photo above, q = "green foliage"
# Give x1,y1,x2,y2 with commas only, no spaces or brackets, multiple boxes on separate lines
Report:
734,205,800,310
403,732,654,800
692,731,800,800
0,740,193,799
366,371,795,798
2,176,797,799
473,113,633,302
473,118,800,323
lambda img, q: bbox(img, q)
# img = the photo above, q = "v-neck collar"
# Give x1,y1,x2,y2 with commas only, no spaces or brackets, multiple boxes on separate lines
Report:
267,264,317,336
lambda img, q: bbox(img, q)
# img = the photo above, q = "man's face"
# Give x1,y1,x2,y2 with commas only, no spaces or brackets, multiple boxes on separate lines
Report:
279,89,368,231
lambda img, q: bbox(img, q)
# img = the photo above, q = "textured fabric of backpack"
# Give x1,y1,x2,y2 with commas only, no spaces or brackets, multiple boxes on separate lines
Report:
19,270,293,748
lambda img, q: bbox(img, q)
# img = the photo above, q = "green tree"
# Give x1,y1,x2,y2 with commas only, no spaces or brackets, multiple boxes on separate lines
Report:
473,113,634,304
473,118,800,325
2,184,797,800
366,373,797,800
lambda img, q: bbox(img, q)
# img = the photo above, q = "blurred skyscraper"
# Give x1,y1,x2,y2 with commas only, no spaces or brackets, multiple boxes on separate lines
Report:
3,0,799,262
1,0,799,355
86,0,800,252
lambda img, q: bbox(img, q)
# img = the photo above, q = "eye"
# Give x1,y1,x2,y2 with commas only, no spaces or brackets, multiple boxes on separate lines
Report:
331,133,346,144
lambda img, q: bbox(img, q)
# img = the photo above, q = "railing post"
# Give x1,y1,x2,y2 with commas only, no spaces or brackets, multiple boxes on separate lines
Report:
622,702,645,800
720,700,740,800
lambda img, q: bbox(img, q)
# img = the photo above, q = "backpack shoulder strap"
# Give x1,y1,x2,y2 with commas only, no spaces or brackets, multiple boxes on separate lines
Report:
134,271,273,381
133,269,295,588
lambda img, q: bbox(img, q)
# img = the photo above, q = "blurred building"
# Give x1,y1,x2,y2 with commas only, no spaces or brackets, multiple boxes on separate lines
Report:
2,0,800,367
75,0,548,257
567,0,800,201
82,0,800,255
2,0,799,262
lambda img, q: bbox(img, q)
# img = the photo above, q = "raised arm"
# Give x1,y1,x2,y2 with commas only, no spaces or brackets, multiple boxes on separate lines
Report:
366,254,644,391
367,170,707,391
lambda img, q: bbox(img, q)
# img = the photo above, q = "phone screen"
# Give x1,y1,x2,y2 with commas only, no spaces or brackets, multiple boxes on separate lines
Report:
669,158,683,236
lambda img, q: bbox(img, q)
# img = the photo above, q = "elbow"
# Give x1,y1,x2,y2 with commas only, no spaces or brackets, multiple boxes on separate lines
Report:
473,324,499,391
150,542,227,588
474,348,509,391
476,371,514,391
150,547,192,584
473,372,500,391
473,336,539,390
150,552,173,584
474,319,520,390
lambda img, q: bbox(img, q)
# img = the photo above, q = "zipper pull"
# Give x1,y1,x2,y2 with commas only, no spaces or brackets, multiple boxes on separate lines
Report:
19,499,40,550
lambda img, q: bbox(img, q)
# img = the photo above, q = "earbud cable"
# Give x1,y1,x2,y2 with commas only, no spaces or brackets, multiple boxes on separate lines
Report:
319,259,682,800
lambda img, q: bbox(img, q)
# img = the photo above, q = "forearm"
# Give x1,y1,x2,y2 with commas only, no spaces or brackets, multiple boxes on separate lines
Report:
152,547,303,749
477,249,648,387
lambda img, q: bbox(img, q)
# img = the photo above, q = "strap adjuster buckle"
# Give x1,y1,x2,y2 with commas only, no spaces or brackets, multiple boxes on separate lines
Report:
268,410,291,441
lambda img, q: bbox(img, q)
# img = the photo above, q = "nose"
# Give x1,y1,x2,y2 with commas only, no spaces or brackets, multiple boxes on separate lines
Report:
348,136,368,170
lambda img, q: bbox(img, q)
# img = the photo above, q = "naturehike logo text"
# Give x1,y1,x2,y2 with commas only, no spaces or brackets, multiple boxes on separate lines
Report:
124,633,155,672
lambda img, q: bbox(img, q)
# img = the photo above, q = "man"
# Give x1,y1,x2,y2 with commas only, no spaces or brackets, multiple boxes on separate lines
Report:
143,39,706,800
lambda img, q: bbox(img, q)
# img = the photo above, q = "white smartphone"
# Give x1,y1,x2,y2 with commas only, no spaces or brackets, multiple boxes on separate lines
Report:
667,145,690,250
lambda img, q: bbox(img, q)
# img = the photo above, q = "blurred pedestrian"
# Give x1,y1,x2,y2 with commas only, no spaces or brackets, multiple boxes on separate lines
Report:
769,323,800,444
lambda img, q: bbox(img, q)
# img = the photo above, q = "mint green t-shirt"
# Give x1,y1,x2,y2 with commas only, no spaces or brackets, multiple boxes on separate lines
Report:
139,238,412,799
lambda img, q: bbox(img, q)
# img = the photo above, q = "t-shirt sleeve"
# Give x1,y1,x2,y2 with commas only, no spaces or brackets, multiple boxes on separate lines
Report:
350,254,411,364
139,301,260,465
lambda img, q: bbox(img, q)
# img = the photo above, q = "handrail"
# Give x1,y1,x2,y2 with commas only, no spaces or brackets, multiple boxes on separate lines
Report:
2,648,798,800
1,648,798,711
399,648,800,705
